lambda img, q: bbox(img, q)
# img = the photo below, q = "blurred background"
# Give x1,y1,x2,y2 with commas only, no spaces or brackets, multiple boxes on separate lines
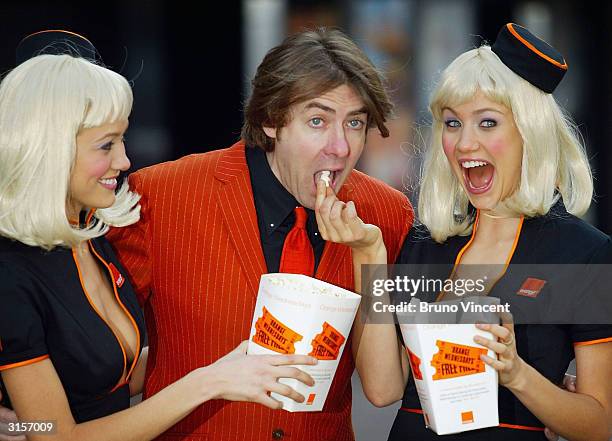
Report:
1,1,609,439
1,0,610,230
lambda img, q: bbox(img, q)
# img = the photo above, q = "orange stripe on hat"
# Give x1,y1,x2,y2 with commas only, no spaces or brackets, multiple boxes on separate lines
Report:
506,24,567,70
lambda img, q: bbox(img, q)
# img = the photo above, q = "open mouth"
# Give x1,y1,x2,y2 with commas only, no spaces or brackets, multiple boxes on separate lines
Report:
314,169,341,190
98,177,118,190
460,160,494,194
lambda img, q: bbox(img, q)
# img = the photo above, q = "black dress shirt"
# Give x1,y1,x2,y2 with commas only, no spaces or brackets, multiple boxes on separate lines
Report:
245,146,325,274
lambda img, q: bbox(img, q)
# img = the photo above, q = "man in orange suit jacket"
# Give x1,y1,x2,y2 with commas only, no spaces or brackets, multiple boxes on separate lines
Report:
107,28,413,441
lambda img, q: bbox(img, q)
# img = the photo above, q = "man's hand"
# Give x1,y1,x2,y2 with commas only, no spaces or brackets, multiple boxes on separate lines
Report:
314,179,383,253
543,374,577,441
196,341,318,410
0,391,25,441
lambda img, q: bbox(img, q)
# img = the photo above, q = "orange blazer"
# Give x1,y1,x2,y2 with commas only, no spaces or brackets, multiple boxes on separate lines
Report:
108,142,412,441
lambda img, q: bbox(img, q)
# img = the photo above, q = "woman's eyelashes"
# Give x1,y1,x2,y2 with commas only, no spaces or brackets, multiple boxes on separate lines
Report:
443,118,498,129
480,119,497,128
445,118,460,128
99,136,125,151
100,141,113,151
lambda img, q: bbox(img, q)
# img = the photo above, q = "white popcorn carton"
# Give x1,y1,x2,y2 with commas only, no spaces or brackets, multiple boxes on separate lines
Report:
398,298,500,434
247,273,361,412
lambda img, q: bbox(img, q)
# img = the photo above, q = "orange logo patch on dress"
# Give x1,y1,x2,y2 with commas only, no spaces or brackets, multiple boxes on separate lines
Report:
109,263,125,288
461,411,474,424
517,277,546,298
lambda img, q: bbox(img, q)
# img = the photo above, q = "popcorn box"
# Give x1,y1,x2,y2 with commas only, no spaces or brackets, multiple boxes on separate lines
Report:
247,273,361,412
398,298,499,434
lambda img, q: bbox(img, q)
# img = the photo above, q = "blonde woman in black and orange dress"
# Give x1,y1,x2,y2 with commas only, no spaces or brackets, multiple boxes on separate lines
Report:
0,30,316,441
315,24,611,441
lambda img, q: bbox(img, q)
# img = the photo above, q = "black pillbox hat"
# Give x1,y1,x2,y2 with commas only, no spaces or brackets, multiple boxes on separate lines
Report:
491,23,567,93
16,29,97,65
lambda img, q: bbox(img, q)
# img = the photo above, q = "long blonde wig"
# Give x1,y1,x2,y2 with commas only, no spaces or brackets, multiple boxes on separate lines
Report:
419,46,592,243
0,54,140,249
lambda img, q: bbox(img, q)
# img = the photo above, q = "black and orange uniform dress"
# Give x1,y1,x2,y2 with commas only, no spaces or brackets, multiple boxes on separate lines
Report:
0,233,146,423
388,201,612,441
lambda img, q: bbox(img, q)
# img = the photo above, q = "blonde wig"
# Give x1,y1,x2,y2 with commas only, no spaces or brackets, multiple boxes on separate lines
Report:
419,45,592,243
0,54,140,249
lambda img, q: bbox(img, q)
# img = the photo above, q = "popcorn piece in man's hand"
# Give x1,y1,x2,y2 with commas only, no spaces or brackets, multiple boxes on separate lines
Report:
320,170,331,187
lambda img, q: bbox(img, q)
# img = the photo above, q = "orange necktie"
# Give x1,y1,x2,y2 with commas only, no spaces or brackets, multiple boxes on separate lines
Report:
279,207,315,276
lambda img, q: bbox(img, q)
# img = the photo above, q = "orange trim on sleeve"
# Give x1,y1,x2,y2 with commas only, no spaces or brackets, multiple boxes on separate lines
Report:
498,423,545,431
574,337,612,347
507,24,568,70
0,355,49,371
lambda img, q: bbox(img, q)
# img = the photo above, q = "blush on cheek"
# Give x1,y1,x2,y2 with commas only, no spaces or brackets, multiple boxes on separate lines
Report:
485,137,512,156
87,158,112,180
441,135,455,158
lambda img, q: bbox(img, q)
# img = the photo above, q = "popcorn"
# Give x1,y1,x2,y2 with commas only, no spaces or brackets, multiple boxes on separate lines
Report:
320,170,331,187
247,273,361,411
266,274,342,298
397,298,499,434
